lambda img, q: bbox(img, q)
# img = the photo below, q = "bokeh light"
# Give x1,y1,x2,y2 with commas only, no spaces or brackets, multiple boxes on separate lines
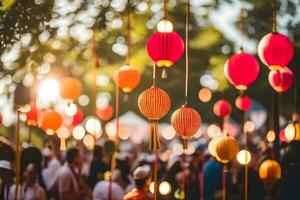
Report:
284,123,295,142
244,121,255,133
85,116,102,138
149,182,154,194
207,124,221,138
266,130,276,143
157,20,173,32
161,125,176,140
172,143,183,155
83,134,95,148
236,150,251,165
64,102,77,116
38,79,60,102
72,125,85,140
159,181,171,195
198,88,212,103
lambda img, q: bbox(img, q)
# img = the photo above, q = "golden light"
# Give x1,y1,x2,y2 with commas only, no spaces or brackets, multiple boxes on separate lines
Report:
83,134,95,148
284,123,295,142
38,79,60,101
64,102,77,116
157,20,173,33
198,88,212,103
149,182,155,194
208,137,221,157
159,181,171,195
207,124,221,138
266,130,276,143
46,129,55,136
57,127,70,139
72,125,85,140
105,122,117,138
85,116,102,138
118,125,131,140
161,125,176,140
236,150,251,165
172,143,183,155
244,121,255,133
18,104,31,113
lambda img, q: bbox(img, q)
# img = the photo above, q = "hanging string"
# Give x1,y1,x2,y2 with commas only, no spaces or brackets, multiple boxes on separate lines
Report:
222,165,227,200
153,62,156,87
163,0,168,19
184,0,190,105
153,149,158,200
126,0,131,65
181,153,187,200
15,110,21,200
272,0,277,33
243,110,248,200
115,77,120,144
239,8,245,50
200,153,205,200
92,32,98,144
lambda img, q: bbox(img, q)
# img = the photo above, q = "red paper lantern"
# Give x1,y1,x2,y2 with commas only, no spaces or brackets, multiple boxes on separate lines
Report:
235,95,252,112
146,32,184,68
60,77,83,100
213,100,232,117
39,110,62,135
26,102,39,126
258,33,294,70
171,105,201,149
224,51,260,90
268,66,294,93
72,108,84,126
96,105,113,121
114,65,141,93
138,87,171,150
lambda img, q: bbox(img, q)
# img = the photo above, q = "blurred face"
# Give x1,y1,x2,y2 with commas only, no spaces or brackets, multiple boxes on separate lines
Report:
24,164,37,187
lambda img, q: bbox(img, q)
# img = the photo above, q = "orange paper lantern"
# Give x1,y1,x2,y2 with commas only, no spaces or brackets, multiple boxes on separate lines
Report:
138,87,171,150
114,65,141,93
171,105,201,149
39,110,63,135
96,105,113,121
259,159,281,188
60,77,83,100
215,136,239,164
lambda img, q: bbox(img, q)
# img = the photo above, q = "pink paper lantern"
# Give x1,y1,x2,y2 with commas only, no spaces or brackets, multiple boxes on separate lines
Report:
268,66,294,93
235,95,252,112
213,100,232,117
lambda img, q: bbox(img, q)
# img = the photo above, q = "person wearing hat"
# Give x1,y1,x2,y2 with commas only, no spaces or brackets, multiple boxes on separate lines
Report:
123,165,153,200
0,160,14,200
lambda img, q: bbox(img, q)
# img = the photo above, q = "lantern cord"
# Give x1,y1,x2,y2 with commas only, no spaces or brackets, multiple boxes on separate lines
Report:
244,110,248,200
92,32,98,144
222,165,228,200
153,62,156,87
181,153,187,200
184,0,190,105
15,110,21,200
149,121,160,150
163,0,168,19
126,0,131,65
153,149,158,200
200,153,205,200
115,74,120,145
272,0,277,33
239,8,245,50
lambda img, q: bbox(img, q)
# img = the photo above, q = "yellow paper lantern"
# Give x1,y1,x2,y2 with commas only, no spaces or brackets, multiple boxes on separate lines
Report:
236,150,251,165
259,159,281,188
215,136,239,164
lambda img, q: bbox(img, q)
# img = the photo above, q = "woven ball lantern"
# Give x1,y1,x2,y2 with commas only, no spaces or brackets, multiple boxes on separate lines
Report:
268,66,294,93
215,136,239,164
114,65,141,93
39,110,63,135
224,51,260,90
258,33,294,70
138,87,171,150
60,77,83,100
235,95,252,112
213,99,232,117
96,105,113,121
171,105,201,149
26,103,39,126
259,159,281,188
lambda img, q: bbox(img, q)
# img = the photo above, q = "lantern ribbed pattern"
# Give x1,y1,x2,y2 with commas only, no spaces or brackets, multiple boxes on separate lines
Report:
39,110,62,134
268,66,294,93
213,99,232,117
114,65,141,93
146,32,184,68
215,136,239,164
171,105,201,149
259,159,281,188
235,95,252,112
60,77,83,100
26,103,38,126
138,87,171,150
258,33,294,69
224,51,260,90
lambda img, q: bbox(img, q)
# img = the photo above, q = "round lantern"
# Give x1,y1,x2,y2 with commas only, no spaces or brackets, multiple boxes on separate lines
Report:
96,105,113,121
146,31,184,76
215,136,239,164
279,129,288,143
224,51,260,90
259,159,281,188
26,103,39,126
113,65,141,93
171,105,201,149
235,95,252,112
268,66,294,93
39,110,63,135
236,149,251,165
258,33,294,69
284,122,300,142
138,87,171,150
213,99,232,117
60,77,83,100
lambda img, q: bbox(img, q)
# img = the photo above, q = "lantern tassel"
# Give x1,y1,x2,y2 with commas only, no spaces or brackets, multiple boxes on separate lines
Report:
149,120,160,151
182,137,188,150
60,138,66,151
161,68,168,79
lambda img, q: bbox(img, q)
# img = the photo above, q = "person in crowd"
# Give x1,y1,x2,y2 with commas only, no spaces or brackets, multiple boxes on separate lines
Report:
93,169,125,200
123,165,153,200
88,145,109,189
41,146,61,190
0,160,14,200
9,163,46,200
56,147,91,200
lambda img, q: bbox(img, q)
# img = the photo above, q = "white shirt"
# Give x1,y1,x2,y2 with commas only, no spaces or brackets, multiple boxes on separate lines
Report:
56,164,79,200
93,180,124,200
8,183,46,200
42,157,61,190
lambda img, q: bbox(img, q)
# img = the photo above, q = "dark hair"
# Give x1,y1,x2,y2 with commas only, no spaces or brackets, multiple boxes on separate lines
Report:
93,145,103,157
66,148,79,164
134,177,148,189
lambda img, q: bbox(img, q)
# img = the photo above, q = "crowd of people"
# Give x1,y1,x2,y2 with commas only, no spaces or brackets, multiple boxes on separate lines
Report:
0,136,300,200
